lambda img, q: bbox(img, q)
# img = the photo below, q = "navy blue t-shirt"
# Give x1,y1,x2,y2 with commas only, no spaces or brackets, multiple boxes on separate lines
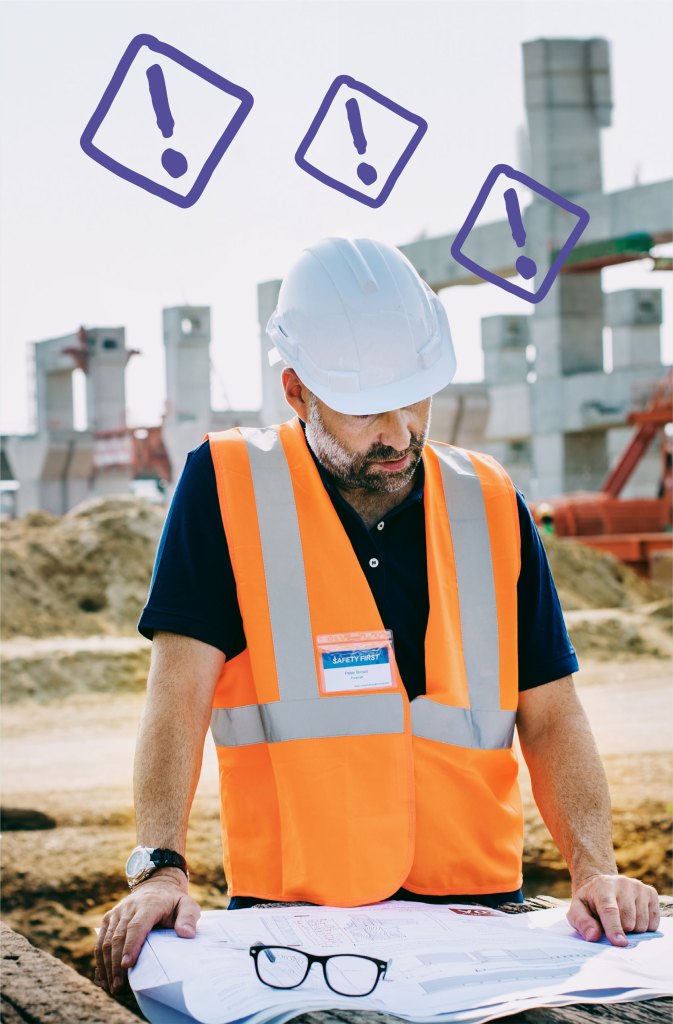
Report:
138,429,578,906
138,436,578,695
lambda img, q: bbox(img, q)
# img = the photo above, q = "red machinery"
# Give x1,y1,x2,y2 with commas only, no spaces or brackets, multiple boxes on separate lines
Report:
532,371,672,576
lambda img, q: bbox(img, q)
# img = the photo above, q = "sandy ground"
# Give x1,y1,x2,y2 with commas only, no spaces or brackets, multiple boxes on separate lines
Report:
1,648,672,1017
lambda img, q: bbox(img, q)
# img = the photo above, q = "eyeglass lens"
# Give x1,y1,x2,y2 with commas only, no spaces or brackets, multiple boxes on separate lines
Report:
255,947,309,988
324,954,380,995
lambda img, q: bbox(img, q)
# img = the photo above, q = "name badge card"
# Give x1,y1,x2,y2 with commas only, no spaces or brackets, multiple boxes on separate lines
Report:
316,630,395,694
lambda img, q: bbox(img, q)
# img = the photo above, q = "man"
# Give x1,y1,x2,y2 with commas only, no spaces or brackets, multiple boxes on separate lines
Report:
96,237,659,995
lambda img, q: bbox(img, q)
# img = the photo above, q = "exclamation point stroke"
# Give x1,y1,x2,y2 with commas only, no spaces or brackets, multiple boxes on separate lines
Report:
504,188,537,280
146,64,188,179
345,98,377,185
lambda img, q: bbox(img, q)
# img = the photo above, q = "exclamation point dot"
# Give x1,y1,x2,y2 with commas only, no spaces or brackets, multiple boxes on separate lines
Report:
357,163,377,185
516,254,537,280
162,149,189,179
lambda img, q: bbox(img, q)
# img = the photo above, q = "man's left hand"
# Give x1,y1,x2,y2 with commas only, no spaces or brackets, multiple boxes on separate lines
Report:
567,874,660,946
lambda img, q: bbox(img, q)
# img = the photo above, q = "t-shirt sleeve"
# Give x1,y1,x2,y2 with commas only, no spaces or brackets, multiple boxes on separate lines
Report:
137,439,245,658
516,490,579,689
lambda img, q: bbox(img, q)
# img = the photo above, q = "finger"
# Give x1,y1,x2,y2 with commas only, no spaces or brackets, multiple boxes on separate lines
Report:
647,887,661,933
594,896,629,946
174,896,201,938
110,922,130,991
633,889,652,933
101,918,117,993
616,888,637,934
95,917,111,991
121,914,157,972
97,912,120,992
566,898,603,942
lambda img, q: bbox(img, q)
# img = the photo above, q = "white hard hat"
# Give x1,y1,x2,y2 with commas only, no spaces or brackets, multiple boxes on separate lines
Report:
266,237,456,415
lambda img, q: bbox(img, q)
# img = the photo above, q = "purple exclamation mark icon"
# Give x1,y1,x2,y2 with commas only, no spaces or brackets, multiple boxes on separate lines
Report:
504,188,537,280
146,63,188,178
345,97,377,186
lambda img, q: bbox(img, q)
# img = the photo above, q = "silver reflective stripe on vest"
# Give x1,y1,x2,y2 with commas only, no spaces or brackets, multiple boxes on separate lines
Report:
412,698,515,751
211,425,404,747
212,694,405,746
417,444,513,750
241,427,317,703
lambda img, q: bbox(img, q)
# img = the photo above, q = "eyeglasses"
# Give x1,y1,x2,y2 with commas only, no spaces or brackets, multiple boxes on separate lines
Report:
249,943,390,997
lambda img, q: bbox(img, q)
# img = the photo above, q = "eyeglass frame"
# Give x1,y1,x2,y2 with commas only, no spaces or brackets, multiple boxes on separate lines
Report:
249,943,390,997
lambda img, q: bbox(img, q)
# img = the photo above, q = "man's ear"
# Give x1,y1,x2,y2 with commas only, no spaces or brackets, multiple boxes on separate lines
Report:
282,367,310,419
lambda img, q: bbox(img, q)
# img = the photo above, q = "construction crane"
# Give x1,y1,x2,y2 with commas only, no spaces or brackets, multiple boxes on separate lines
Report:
531,371,672,577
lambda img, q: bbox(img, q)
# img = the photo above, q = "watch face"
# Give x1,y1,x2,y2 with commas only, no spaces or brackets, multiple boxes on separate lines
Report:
126,847,151,877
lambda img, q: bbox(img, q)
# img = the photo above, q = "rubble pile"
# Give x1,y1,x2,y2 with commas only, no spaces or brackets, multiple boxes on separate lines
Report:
1,496,164,639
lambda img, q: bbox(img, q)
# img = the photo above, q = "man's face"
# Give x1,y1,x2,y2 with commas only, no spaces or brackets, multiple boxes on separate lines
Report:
305,393,431,493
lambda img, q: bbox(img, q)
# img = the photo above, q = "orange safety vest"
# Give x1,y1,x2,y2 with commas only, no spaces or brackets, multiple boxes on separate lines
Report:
207,417,522,906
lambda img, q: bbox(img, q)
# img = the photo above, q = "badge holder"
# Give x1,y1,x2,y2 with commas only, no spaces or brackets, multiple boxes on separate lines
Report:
316,630,397,695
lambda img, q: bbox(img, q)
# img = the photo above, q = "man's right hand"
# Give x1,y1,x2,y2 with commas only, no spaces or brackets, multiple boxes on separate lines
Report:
95,869,201,994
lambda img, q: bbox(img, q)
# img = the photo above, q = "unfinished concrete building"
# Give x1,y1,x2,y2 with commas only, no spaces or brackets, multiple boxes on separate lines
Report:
2,36,671,515
2,327,136,516
403,38,670,499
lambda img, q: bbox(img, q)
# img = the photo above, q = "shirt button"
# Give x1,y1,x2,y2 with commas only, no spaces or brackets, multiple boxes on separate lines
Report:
369,557,379,568
377,521,385,531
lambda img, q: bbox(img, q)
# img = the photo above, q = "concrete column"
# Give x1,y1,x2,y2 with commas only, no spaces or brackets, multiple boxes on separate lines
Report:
481,315,530,386
163,307,212,423
524,38,612,496
481,316,532,490
34,337,76,433
84,327,129,432
523,38,611,197
258,279,286,425
605,289,663,370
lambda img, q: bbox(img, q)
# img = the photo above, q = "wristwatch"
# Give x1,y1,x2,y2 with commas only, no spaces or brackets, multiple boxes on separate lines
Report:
125,846,189,889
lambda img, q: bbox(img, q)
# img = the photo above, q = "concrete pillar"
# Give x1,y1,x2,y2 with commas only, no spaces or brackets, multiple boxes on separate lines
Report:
563,430,610,493
258,279,286,425
84,327,129,432
431,384,490,450
531,431,566,499
524,38,612,497
523,38,611,198
161,307,213,500
481,316,532,491
481,315,529,386
163,307,212,423
605,289,663,370
4,431,94,516
34,337,76,432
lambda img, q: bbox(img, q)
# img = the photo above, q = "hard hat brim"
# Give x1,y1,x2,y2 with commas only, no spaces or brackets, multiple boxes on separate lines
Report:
295,344,457,415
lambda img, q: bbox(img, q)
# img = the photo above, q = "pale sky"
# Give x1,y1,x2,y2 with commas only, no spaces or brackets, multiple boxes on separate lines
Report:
1,0,671,434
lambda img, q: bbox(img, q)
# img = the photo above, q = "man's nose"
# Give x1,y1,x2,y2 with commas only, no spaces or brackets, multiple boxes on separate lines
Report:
377,412,412,453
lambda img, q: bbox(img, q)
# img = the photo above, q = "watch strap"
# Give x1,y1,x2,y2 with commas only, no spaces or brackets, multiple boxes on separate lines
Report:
149,848,188,875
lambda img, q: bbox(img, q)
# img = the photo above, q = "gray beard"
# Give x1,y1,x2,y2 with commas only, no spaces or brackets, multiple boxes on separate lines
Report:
304,399,427,494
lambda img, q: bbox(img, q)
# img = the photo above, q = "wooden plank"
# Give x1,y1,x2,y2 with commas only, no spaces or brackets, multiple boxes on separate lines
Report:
0,921,138,1024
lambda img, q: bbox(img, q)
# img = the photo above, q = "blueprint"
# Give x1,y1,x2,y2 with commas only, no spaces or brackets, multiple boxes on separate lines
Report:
129,901,673,1024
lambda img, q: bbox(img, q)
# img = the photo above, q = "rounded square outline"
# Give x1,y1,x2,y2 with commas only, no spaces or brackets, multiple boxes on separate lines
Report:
80,34,254,209
450,163,590,303
294,74,428,209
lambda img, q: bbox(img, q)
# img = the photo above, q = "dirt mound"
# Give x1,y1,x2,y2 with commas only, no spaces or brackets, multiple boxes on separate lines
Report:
541,533,662,610
1,495,164,639
1,640,151,703
566,614,667,661
0,494,666,643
